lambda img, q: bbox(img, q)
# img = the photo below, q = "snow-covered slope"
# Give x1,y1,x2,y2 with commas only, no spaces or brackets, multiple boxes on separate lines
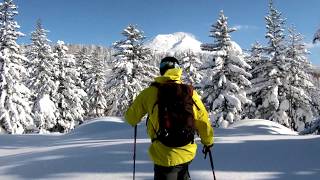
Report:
228,119,298,135
147,32,202,53
0,117,319,180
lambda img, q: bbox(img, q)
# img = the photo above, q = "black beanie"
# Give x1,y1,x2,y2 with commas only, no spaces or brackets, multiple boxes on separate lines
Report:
159,56,180,75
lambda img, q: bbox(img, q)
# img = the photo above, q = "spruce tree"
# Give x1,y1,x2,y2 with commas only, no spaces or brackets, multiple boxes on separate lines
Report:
285,27,315,131
74,47,92,117
200,11,252,127
106,24,156,115
27,19,59,133
264,0,286,57
52,41,86,132
245,42,266,118
249,0,289,126
85,47,109,117
75,47,91,89
247,42,264,70
181,51,202,86
0,0,34,134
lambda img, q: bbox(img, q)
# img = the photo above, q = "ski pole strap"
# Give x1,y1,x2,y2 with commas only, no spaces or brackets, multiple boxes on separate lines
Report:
133,125,137,180
202,144,213,159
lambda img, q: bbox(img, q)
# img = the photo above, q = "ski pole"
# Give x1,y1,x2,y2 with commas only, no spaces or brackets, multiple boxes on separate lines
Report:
208,149,217,180
133,125,137,180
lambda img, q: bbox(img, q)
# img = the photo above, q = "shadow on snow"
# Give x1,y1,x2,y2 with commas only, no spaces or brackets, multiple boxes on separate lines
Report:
0,121,319,180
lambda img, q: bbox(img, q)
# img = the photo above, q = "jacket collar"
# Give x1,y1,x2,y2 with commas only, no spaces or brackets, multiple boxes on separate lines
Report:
154,68,182,84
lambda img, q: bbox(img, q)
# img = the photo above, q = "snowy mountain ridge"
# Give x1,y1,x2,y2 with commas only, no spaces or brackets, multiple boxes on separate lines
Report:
146,32,202,53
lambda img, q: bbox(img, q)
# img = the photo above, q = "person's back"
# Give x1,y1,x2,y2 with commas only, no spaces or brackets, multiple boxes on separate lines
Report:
125,56,214,180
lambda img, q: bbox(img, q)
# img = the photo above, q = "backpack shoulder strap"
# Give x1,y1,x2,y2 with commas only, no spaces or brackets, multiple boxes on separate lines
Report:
149,82,160,114
185,84,201,111
152,81,200,110
145,82,159,133
150,81,160,88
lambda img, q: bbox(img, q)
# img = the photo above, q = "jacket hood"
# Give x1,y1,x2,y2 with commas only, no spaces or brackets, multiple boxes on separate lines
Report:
154,68,182,83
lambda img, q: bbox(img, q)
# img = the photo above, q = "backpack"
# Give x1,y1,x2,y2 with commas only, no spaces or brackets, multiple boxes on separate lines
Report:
150,81,196,147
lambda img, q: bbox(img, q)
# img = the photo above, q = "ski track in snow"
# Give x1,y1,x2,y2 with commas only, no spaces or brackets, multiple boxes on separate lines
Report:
0,118,319,180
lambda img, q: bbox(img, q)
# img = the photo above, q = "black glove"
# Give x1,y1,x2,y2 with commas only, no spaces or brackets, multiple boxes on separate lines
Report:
202,144,213,159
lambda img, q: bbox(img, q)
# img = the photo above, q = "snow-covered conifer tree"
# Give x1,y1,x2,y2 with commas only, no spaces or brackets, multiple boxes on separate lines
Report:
245,42,266,118
74,47,92,118
75,47,92,89
0,0,34,134
285,27,315,131
27,19,59,133
181,51,202,86
264,0,286,57
52,41,86,132
84,47,109,117
200,11,252,127
249,1,289,126
247,42,265,70
106,24,157,115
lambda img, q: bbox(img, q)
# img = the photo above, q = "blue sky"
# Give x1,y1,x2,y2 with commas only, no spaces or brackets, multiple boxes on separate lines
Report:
15,0,320,65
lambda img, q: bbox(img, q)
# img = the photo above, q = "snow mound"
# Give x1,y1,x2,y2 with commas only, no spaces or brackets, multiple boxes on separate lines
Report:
67,117,148,139
228,119,298,135
147,32,202,53
69,117,127,136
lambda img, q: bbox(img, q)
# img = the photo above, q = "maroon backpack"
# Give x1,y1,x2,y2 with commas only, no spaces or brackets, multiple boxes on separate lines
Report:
150,81,196,147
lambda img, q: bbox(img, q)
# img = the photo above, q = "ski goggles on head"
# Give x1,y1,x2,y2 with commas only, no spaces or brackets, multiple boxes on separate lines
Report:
159,61,180,69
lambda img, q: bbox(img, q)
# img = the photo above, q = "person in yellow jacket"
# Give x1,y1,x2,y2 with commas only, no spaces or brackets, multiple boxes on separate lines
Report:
125,56,214,180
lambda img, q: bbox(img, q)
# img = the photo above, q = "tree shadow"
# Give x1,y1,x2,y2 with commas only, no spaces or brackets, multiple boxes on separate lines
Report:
191,135,320,180
1,121,319,180
0,136,153,179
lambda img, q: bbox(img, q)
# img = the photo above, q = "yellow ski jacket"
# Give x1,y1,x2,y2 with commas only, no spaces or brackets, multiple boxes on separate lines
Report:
125,68,214,167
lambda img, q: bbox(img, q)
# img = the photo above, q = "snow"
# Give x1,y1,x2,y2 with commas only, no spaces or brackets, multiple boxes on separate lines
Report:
1,117,319,180
229,41,242,55
38,94,56,120
229,119,297,135
147,32,202,53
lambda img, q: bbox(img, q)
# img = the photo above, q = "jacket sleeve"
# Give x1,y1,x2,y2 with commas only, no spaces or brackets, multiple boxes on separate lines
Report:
192,90,214,146
125,89,148,127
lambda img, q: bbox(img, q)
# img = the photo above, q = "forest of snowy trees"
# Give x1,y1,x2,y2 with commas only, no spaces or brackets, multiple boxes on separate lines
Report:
0,0,320,134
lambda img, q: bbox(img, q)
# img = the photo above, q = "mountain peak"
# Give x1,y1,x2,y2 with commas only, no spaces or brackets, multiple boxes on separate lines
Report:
147,32,202,53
